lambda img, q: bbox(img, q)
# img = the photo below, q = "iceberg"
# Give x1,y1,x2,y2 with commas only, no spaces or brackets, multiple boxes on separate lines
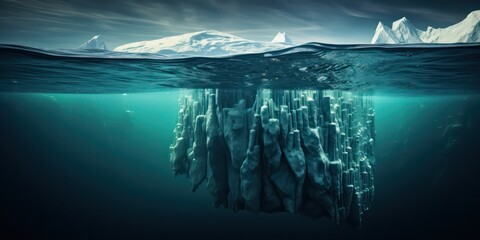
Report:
371,22,400,44
271,32,293,44
391,17,422,44
372,10,480,44
114,30,292,56
170,89,376,226
119,29,376,226
79,35,107,50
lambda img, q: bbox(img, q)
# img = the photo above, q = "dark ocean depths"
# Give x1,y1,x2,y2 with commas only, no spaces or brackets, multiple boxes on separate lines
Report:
1,44,480,239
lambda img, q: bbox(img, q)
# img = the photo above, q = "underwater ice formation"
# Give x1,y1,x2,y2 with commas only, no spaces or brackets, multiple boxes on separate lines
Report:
170,89,375,226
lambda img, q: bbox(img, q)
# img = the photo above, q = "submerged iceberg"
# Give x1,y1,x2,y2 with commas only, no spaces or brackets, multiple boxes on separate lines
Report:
170,89,375,226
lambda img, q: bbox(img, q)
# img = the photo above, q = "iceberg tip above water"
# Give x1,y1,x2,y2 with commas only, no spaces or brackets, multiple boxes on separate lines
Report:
372,10,480,44
113,30,294,56
271,32,293,45
79,35,108,50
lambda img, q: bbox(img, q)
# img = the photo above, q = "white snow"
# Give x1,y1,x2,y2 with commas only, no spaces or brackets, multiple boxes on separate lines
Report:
271,32,293,44
391,17,422,43
372,10,480,44
79,35,107,50
371,22,400,44
419,10,480,43
114,30,293,56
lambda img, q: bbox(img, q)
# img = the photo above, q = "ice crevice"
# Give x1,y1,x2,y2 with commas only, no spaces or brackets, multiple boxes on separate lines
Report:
170,89,375,227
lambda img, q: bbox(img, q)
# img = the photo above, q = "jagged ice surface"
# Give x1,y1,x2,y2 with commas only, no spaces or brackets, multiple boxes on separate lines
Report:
372,10,480,44
114,30,293,56
271,32,293,44
79,35,107,50
170,89,376,226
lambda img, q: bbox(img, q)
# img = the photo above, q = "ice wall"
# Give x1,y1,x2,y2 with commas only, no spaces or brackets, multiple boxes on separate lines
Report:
170,89,375,226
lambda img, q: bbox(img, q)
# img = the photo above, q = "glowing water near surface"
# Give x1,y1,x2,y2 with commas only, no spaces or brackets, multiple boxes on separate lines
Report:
0,43,479,239
1,43,480,93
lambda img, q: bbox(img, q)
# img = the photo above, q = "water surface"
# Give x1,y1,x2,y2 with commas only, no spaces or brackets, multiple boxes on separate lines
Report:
0,43,479,239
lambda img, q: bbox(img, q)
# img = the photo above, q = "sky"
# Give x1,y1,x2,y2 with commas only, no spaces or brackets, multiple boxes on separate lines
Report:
0,0,479,49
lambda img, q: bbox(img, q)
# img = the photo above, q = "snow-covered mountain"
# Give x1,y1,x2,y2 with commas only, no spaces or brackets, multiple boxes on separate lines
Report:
271,32,293,44
372,10,480,44
113,30,293,56
371,22,401,44
79,35,107,50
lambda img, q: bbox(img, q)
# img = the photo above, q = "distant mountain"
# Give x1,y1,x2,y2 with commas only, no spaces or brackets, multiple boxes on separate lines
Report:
271,32,293,44
114,30,293,56
371,10,480,44
79,35,107,50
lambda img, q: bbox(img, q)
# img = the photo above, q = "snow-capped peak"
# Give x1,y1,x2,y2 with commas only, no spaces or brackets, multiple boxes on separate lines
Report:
371,21,399,44
374,21,391,34
467,10,480,20
271,32,293,44
114,30,293,56
391,17,422,43
392,17,410,30
79,35,107,50
375,21,386,30
372,10,480,44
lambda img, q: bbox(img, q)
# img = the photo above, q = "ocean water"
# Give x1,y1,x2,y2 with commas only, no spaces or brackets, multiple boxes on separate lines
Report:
1,44,480,239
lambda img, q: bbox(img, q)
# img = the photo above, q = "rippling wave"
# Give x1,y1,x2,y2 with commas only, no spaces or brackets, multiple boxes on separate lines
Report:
0,43,479,93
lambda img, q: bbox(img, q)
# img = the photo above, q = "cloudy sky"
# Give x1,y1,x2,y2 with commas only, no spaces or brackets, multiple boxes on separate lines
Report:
0,0,479,49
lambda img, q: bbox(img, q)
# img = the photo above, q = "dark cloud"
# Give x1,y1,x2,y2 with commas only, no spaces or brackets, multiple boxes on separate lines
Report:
0,0,479,48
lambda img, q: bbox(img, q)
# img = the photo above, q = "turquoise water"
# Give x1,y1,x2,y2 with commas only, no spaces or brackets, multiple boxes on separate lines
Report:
1,44,480,93
1,44,480,239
